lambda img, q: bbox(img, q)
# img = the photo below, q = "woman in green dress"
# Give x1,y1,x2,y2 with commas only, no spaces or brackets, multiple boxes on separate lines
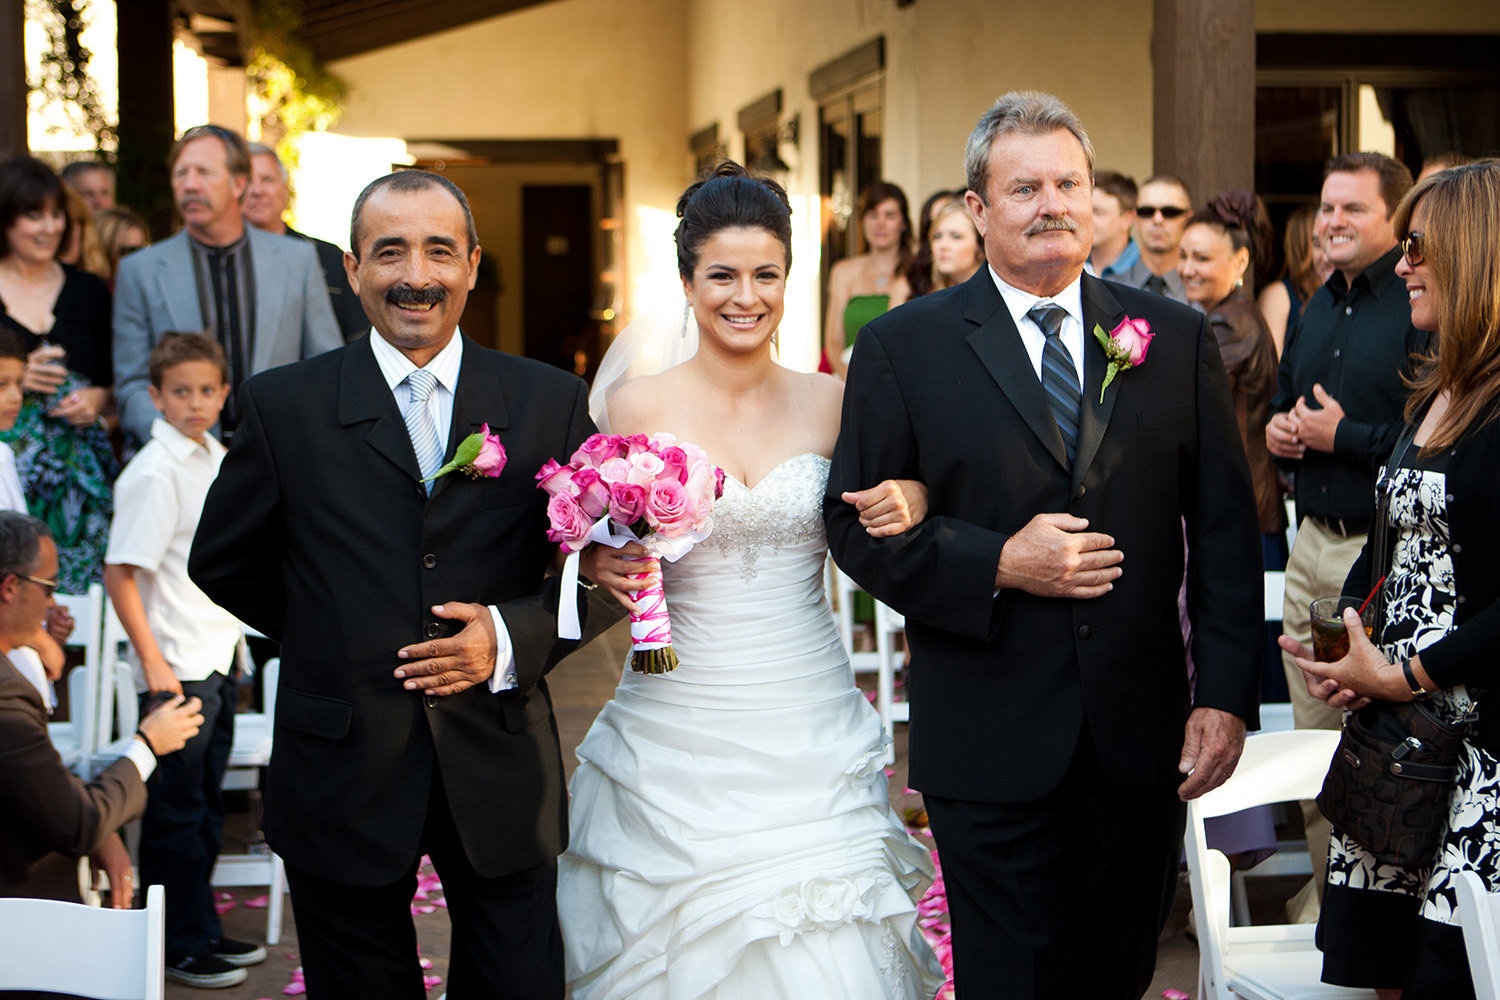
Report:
823,181,912,378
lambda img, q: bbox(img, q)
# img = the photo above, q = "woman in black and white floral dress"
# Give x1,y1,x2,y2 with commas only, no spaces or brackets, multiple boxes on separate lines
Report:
1285,159,1500,1000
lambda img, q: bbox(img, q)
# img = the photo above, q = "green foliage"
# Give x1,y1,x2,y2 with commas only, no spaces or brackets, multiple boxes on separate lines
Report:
26,0,116,156
247,0,346,169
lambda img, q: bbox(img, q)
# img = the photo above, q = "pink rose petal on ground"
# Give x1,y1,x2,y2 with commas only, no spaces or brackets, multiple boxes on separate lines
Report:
282,982,306,996
423,975,443,990
864,690,877,703
419,957,433,970
215,900,236,915
411,904,436,915
244,894,269,908
433,897,447,908
903,787,917,794
1163,991,1191,1000
215,891,234,901
285,954,297,961
883,767,895,776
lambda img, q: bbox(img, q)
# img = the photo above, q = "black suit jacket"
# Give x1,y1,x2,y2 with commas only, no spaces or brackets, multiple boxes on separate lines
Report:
189,334,619,886
825,270,1262,802
286,226,369,343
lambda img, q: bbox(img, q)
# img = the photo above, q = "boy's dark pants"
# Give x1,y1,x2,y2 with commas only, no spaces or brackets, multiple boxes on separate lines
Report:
139,669,237,959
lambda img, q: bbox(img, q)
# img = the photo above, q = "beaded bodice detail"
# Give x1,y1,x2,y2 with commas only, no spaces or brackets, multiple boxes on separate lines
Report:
704,452,830,583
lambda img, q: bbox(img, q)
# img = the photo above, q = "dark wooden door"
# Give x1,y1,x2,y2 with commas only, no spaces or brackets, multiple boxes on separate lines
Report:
521,185,594,374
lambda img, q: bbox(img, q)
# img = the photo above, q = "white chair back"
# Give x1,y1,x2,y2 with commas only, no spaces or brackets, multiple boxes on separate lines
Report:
1457,870,1500,1000
0,883,164,998
52,584,105,771
1186,729,1375,1000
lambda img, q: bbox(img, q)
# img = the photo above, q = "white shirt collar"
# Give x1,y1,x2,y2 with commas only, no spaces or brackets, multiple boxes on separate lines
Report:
369,329,464,394
987,265,1085,333
149,416,226,462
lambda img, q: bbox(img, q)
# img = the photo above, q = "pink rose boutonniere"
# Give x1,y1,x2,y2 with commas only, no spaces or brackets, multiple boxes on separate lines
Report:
1091,316,1153,402
423,423,507,483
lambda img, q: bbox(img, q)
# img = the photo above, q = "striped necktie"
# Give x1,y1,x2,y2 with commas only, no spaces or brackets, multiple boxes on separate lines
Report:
1028,303,1081,466
403,368,443,492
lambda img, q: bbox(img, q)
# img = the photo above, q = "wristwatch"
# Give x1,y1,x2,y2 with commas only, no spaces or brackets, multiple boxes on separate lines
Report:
1401,657,1431,700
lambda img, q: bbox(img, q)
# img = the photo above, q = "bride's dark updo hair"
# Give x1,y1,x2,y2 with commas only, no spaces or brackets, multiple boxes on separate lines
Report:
675,161,793,279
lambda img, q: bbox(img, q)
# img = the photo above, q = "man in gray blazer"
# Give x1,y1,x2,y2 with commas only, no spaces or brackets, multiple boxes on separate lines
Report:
113,124,341,448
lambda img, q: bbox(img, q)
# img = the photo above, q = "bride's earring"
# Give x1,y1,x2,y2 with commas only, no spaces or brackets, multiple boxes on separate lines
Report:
681,301,691,339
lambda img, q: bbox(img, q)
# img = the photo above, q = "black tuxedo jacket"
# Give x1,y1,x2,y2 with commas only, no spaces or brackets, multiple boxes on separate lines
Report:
190,334,619,886
825,270,1262,802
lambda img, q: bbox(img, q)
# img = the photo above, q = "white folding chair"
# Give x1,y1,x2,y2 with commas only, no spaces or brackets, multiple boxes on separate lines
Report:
46,662,90,770
1186,729,1375,1000
215,653,288,944
873,599,908,738
1230,570,1307,922
1457,869,1500,1000
828,559,879,675
0,883,164,998
48,584,105,773
828,558,909,739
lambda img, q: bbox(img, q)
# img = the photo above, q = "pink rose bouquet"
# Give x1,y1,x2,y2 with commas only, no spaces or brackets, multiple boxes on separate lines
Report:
537,431,723,673
1090,316,1154,402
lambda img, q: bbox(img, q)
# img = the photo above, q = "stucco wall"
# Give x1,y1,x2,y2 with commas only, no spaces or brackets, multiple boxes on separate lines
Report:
684,0,1157,365
329,0,691,346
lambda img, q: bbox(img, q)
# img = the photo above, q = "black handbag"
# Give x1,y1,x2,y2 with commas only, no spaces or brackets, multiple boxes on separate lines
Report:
1314,423,1472,868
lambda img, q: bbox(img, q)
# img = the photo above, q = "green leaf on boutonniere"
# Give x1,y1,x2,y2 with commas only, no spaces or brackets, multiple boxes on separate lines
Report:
422,427,507,483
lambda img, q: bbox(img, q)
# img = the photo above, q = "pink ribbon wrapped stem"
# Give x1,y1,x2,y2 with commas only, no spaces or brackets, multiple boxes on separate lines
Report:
626,576,678,674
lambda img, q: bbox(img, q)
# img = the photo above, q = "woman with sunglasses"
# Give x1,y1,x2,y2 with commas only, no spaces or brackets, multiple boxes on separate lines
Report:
1284,159,1500,1000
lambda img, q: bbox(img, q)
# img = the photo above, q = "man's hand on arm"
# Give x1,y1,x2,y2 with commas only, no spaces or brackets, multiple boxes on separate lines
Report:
993,513,1123,598
1290,384,1344,453
1265,410,1305,460
1177,707,1247,801
395,602,499,696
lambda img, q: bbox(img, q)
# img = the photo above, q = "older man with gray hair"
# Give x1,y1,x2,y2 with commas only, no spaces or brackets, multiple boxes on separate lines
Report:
825,91,1262,997
244,142,369,342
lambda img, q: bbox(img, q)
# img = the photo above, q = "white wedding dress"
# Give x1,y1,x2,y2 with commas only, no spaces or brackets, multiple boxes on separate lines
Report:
558,452,943,1000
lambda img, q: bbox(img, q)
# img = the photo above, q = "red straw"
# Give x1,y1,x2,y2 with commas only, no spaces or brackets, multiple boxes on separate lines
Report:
1356,575,1387,616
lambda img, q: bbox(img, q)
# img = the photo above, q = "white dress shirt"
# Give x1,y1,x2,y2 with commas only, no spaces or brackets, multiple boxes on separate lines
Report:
0,444,26,514
106,418,244,689
987,266,1087,391
369,330,519,692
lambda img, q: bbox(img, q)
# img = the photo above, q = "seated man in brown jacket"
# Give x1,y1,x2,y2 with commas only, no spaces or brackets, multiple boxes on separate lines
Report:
0,512,202,907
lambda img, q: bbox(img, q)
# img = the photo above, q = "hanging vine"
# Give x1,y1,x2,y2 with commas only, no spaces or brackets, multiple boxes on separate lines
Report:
26,0,116,155
246,0,346,169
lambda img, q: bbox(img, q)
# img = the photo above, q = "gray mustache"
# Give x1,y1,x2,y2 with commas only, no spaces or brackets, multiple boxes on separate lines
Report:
1024,217,1079,236
386,285,446,307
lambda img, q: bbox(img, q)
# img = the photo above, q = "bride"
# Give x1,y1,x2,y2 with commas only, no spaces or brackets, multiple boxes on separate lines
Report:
558,162,944,998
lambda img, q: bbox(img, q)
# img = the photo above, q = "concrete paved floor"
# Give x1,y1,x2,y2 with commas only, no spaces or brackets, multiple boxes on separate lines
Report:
172,619,1271,999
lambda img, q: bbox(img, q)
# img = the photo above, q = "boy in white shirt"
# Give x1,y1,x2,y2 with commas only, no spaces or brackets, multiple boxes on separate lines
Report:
103,333,262,989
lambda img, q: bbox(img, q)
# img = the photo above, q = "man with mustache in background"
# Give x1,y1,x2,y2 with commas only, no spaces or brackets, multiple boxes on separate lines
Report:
190,170,624,1000
113,124,341,450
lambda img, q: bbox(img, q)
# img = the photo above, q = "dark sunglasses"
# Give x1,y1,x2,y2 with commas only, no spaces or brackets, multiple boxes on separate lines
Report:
1138,205,1188,220
1401,232,1426,267
14,572,57,597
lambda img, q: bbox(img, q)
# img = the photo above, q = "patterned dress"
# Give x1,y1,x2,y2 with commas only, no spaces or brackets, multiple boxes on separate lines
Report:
1318,448,1497,998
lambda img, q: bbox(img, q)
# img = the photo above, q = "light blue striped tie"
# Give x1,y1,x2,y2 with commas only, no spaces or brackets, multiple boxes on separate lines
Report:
403,368,443,493
1028,303,1081,466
